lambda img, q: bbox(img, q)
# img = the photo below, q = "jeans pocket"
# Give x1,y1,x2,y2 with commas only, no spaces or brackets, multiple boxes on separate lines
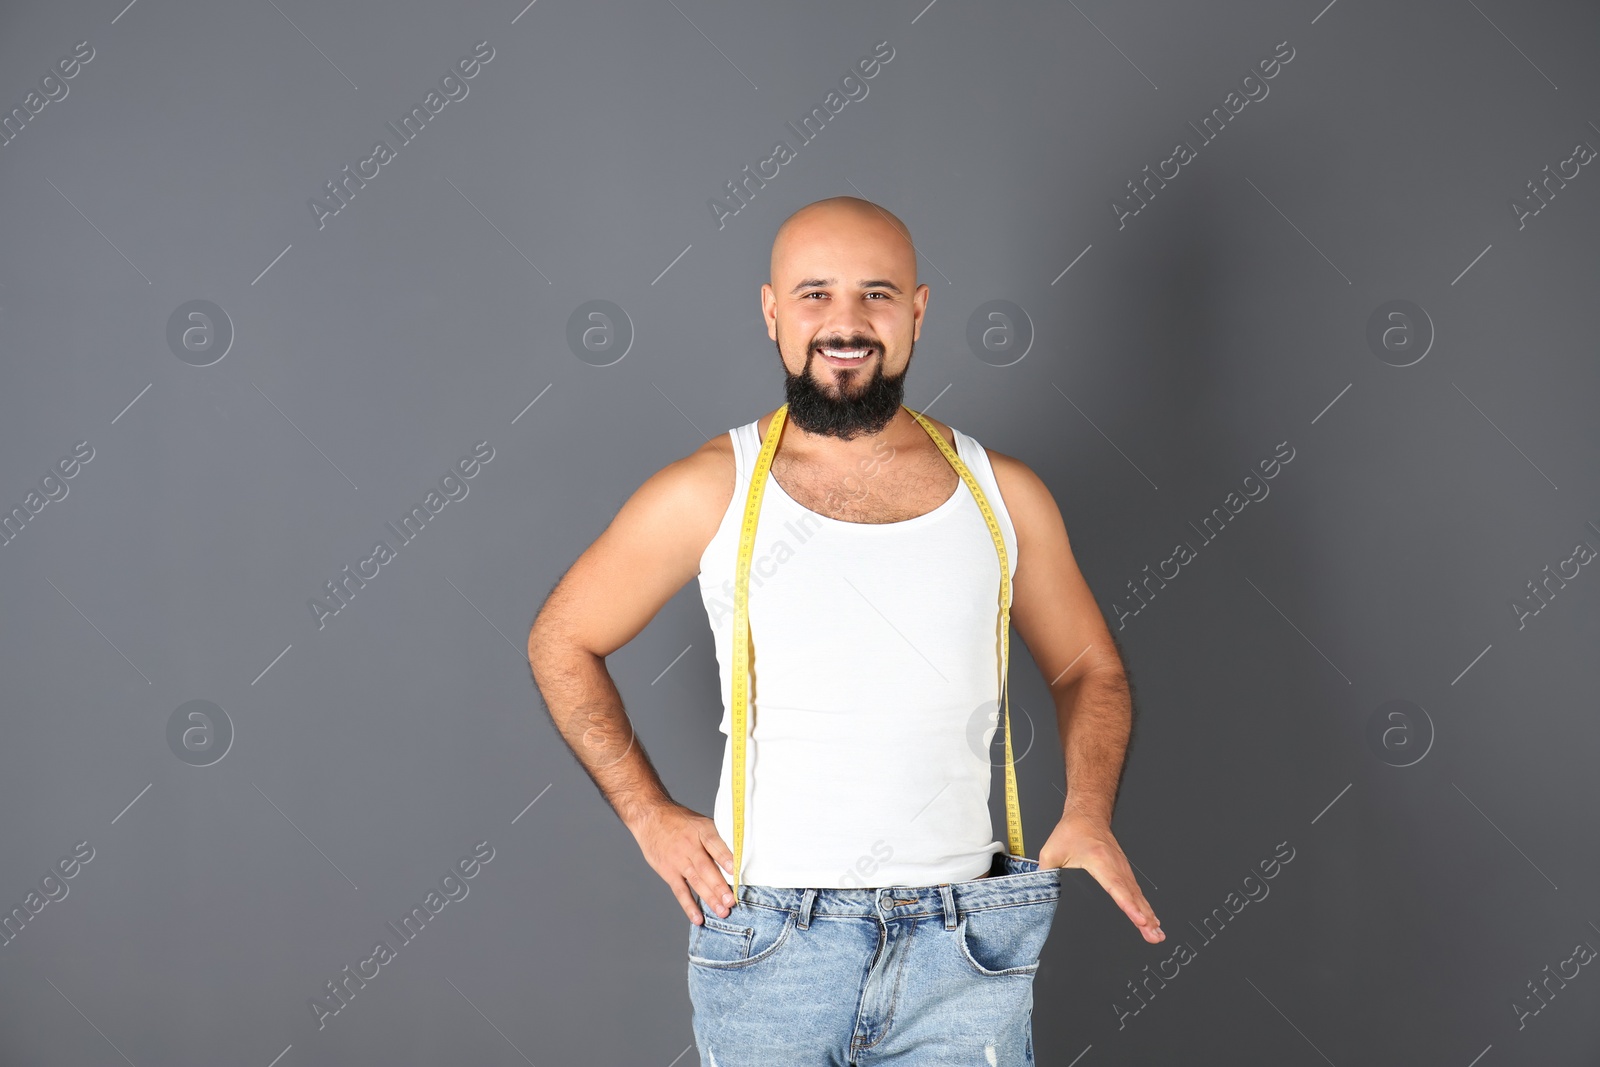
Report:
687,903,796,970
956,899,1058,977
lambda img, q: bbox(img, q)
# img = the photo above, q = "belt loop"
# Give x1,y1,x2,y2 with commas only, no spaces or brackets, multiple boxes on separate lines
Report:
797,888,816,930
939,883,958,930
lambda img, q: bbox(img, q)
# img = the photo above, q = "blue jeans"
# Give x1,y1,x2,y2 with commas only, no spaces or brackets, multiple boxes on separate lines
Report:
686,852,1061,1066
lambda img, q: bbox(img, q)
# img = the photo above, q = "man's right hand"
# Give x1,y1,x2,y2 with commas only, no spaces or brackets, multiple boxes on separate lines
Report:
631,801,739,924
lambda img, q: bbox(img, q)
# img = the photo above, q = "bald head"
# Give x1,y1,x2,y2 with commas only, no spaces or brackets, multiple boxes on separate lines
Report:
760,196,930,440
770,196,918,290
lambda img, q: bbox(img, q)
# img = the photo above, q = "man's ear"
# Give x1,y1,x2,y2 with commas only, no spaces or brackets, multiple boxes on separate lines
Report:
760,284,779,339
911,283,930,340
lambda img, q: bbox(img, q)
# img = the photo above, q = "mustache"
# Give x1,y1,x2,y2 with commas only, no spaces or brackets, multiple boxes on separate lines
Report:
811,338,881,352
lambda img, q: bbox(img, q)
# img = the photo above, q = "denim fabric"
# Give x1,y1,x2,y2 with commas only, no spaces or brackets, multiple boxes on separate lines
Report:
687,852,1061,1066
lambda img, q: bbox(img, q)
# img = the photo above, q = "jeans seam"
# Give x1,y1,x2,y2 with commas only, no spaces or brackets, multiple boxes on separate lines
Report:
954,910,1053,977
687,910,797,971
959,895,1060,915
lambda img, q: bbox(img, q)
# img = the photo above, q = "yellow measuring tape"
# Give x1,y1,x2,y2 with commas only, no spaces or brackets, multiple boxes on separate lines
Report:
729,402,1022,894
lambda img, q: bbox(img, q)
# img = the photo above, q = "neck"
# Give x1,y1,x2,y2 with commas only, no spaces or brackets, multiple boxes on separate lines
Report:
781,404,919,465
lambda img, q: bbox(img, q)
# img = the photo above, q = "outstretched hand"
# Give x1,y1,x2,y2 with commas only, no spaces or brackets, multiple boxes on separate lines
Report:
1038,808,1164,944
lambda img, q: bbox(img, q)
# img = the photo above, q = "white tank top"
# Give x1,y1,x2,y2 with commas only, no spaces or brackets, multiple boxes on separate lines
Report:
695,414,1019,888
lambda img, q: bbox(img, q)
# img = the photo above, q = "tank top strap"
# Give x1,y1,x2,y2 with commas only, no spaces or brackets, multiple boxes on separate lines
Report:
949,424,1018,582
731,420,758,492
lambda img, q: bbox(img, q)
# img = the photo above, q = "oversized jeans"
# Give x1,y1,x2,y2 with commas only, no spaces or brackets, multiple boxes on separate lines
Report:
686,852,1062,1066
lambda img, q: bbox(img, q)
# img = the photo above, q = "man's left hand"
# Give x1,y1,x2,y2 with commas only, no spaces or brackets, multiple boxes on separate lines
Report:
1038,809,1164,944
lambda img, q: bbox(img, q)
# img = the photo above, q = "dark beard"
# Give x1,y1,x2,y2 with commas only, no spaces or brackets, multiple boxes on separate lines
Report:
777,337,911,440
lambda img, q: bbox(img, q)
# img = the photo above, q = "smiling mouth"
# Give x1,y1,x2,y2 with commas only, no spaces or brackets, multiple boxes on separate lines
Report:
817,346,877,366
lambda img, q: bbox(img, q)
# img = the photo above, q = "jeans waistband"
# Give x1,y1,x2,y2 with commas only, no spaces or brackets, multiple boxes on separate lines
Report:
733,853,1061,931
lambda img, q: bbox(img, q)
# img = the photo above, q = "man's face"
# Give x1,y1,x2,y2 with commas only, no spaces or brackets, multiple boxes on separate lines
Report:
762,214,929,441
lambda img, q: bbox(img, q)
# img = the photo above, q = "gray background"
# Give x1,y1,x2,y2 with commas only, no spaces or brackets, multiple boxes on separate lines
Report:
2,0,1597,1064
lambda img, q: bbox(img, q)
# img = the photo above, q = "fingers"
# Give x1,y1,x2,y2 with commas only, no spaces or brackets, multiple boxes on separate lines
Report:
667,862,731,924
675,883,704,925
1049,819,1165,943
1123,889,1162,940
649,810,739,925
691,851,737,920
688,827,738,920
1110,879,1163,942
706,833,737,880
1081,853,1163,943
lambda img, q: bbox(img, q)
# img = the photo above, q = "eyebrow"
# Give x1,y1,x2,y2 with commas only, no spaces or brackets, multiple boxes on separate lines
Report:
788,277,904,295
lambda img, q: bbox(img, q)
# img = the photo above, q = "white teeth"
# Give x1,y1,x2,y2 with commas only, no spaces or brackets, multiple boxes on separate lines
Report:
823,347,871,360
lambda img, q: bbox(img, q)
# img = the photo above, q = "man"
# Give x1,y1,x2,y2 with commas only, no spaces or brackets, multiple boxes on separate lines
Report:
528,196,1160,1064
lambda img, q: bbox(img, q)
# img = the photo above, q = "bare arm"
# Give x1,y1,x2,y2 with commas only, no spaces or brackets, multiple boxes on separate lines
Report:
524,645,670,832
1054,659,1134,824
991,450,1162,944
526,439,739,923
994,452,1132,818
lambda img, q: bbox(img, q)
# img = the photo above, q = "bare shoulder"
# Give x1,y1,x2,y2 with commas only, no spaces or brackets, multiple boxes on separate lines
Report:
983,445,1050,509
637,429,737,552
529,427,737,659
677,430,738,527
982,445,1065,546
